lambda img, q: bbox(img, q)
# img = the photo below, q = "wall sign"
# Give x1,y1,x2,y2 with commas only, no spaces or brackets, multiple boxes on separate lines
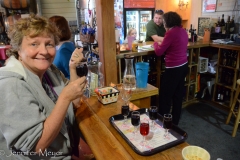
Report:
198,17,211,36
202,0,217,12
124,0,154,8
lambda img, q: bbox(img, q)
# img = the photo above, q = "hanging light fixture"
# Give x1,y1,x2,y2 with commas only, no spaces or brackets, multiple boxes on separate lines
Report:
178,0,188,10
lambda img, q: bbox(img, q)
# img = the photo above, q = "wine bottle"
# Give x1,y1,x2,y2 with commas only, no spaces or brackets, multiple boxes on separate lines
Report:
216,86,221,101
222,50,227,66
193,29,198,42
220,87,225,102
224,68,229,85
189,24,193,41
226,50,231,66
231,51,237,68
230,16,235,34
221,14,225,33
221,68,226,84
226,16,231,34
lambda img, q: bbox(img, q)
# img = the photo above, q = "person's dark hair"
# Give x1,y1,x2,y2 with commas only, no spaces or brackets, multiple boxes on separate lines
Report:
155,9,164,15
49,16,71,41
163,11,182,28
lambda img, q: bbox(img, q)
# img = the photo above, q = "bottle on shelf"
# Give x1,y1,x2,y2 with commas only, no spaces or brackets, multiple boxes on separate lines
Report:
225,88,231,105
220,14,225,33
231,51,237,68
222,50,227,66
216,86,222,102
226,50,232,66
230,16,235,34
216,17,221,33
220,87,225,102
220,68,226,84
224,68,229,85
225,15,231,34
192,29,198,42
188,24,193,41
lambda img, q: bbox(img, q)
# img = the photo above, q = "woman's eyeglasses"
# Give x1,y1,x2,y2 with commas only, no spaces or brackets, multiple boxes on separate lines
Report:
155,9,164,14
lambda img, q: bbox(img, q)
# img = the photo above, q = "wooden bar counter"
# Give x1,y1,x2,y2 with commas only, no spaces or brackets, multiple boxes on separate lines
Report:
75,95,189,160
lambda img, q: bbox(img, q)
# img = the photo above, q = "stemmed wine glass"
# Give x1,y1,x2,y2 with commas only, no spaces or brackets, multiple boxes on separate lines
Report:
140,119,150,147
148,106,158,131
121,84,132,105
131,111,140,136
76,58,90,98
121,105,130,124
163,114,172,138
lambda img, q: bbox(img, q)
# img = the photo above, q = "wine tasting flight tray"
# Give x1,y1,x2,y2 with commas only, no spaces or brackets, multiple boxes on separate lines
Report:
109,108,188,156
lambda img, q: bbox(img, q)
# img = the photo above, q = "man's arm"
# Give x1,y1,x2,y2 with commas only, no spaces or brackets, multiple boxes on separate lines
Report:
151,35,164,42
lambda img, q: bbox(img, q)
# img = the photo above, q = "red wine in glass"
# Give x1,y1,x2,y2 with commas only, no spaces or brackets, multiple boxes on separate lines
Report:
76,58,88,77
131,114,140,126
149,107,158,120
163,119,172,129
140,120,149,148
140,122,149,136
121,105,130,116
149,106,158,131
163,114,172,137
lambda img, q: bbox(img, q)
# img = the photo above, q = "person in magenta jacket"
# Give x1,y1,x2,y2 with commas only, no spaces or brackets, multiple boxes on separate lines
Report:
153,11,188,125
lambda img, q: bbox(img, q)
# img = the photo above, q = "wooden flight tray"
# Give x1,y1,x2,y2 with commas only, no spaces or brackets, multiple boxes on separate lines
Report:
109,108,188,156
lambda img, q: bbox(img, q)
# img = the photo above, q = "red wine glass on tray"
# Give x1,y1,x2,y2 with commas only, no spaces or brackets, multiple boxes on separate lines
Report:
148,106,158,131
140,119,149,147
131,111,140,135
163,114,172,138
121,105,130,124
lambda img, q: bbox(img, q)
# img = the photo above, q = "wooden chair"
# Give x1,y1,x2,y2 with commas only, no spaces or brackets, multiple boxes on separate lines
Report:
226,79,240,137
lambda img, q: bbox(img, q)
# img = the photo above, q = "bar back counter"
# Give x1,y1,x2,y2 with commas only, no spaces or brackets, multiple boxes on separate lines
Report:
116,41,240,111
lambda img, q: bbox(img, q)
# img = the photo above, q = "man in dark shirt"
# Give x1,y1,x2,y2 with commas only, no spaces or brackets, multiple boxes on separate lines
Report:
146,9,166,42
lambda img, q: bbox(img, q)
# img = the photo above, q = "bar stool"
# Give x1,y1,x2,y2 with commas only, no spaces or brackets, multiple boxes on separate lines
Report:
226,79,240,137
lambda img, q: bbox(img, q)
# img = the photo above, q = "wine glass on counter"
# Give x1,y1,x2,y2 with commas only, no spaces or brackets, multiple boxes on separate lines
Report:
163,114,172,138
121,84,132,105
121,105,130,124
131,111,140,135
140,119,149,147
148,106,158,131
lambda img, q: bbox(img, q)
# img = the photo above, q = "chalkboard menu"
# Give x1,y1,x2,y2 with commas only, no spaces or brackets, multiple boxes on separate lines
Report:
124,0,154,8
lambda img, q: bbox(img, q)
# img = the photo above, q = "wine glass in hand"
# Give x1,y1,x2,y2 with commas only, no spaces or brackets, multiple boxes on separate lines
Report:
131,111,140,135
121,105,130,124
149,106,158,131
140,119,149,147
163,114,172,138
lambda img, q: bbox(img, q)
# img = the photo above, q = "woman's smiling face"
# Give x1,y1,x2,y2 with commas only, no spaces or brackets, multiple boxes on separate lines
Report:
18,34,56,77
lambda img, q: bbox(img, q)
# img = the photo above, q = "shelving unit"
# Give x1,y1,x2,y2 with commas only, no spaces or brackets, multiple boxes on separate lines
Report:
212,47,240,110
182,48,200,104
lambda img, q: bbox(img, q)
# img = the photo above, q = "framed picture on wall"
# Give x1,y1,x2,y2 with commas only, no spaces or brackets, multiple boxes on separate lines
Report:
202,0,217,13
198,17,211,36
